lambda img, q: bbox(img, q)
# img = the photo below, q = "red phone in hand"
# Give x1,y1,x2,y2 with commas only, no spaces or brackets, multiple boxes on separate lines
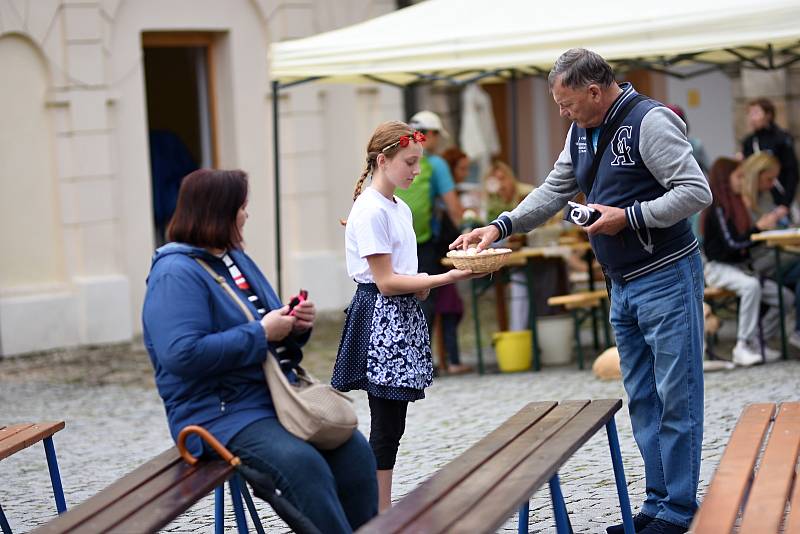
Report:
287,289,308,316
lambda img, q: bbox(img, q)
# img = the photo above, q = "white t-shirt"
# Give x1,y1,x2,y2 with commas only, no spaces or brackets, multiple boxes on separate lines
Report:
345,186,418,283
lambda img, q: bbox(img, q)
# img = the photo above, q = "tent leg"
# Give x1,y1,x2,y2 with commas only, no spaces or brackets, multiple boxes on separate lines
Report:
510,69,519,174
272,80,283,298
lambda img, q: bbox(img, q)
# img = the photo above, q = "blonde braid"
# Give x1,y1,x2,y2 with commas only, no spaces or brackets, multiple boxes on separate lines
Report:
339,157,375,225
340,121,412,225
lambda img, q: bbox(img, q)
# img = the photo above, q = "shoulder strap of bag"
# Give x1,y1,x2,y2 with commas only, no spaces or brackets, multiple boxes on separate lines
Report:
194,257,256,322
585,93,647,196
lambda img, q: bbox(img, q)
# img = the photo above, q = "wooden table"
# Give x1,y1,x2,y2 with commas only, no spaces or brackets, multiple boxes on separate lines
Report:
751,228,800,360
444,242,596,373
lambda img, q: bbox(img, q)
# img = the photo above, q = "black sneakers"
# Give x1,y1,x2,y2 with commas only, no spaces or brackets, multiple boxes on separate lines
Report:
638,519,688,534
606,512,654,534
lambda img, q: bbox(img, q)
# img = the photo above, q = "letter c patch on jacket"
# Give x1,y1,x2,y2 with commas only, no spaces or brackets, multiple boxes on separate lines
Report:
610,126,635,166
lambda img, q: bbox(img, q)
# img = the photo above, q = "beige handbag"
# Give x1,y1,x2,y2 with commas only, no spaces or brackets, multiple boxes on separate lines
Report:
195,258,358,449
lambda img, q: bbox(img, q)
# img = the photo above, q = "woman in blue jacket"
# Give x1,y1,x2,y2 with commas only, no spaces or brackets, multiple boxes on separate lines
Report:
142,169,377,533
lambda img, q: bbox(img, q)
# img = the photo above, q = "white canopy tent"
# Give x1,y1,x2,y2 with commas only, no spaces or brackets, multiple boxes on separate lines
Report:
270,0,800,85
266,0,800,294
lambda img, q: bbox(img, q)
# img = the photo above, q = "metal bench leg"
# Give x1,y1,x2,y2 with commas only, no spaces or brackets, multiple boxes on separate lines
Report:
601,301,612,348
517,500,529,534
240,480,266,534
606,418,634,534
525,262,542,372
215,485,225,534
591,307,600,350
571,310,584,370
774,246,788,360
548,474,573,534
471,279,484,375
42,437,66,514
229,474,249,534
0,503,12,534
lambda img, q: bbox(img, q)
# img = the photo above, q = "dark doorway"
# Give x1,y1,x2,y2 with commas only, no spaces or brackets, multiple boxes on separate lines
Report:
142,32,217,246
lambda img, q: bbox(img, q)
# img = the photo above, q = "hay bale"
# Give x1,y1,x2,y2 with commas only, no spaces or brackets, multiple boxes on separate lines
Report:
593,346,621,381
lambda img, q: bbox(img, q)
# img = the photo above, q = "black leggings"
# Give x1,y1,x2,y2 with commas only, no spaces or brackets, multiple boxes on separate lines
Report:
367,394,409,470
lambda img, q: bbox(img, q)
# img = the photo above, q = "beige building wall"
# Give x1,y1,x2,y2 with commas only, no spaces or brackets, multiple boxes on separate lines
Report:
0,0,400,356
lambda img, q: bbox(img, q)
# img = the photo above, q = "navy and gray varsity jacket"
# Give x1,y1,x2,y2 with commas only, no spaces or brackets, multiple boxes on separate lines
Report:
491,83,712,284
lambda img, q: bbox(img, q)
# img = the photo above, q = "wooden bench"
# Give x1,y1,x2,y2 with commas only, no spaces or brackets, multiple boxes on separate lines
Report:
547,289,612,369
358,399,635,534
690,402,800,533
702,286,737,301
0,422,67,534
32,426,266,534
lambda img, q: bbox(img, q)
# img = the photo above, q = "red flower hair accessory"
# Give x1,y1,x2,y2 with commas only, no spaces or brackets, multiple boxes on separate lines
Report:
382,130,426,152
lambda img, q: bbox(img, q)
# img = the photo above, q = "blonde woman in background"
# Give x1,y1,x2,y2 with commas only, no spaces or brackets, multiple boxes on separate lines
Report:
740,152,800,350
484,160,534,223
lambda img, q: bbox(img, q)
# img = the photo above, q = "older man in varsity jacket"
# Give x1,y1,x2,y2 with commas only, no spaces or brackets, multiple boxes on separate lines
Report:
453,49,711,534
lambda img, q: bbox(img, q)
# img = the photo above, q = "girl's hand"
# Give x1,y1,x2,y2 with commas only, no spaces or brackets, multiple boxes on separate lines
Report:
291,300,316,334
414,273,430,301
261,305,296,342
446,268,486,282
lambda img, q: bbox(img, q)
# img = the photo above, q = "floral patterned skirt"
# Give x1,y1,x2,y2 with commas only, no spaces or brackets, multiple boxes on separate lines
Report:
332,283,432,401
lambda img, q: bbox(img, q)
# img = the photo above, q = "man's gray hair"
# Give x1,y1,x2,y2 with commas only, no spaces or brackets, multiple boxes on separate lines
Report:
548,48,616,90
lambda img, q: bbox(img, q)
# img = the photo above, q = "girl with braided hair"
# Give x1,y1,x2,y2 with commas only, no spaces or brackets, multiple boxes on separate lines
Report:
332,121,479,511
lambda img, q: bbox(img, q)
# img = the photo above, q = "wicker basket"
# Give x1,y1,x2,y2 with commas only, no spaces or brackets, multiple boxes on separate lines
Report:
446,248,513,273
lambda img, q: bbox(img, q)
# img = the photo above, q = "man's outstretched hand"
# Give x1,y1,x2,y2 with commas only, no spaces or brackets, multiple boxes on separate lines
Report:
449,225,500,252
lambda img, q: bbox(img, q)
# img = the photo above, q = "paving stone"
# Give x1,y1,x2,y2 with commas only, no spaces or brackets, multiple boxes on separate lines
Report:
1,352,798,532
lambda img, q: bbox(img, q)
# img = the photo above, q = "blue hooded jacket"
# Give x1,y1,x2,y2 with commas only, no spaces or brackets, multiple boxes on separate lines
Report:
142,243,302,456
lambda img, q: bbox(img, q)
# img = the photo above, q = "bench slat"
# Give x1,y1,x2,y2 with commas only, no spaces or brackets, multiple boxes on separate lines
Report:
397,401,590,534
448,399,622,533
739,402,800,533
703,287,737,300
547,290,607,307
32,447,235,534
785,469,800,534
74,459,232,533
357,401,558,534
105,461,234,533
690,403,775,533
31,448,191,533
0,422,65,461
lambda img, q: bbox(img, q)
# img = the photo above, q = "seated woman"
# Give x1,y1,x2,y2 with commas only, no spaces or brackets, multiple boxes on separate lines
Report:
740,152,800,350
484,160,534,225
142,169,377,533
702,157,792,365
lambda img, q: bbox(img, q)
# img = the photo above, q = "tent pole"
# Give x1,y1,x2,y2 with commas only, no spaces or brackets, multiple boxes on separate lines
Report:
403,83,417,121
510,69,519,174
272,80,283,298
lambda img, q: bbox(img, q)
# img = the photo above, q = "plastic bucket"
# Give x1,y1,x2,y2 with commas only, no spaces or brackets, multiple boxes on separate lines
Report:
492,330,532,372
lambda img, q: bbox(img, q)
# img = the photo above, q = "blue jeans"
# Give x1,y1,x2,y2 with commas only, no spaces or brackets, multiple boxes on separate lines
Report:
227,417,378,533
778,258,800,331
609,251,704,528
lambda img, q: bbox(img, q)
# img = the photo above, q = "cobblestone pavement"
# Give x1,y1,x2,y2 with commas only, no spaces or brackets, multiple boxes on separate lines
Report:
1,340,798,533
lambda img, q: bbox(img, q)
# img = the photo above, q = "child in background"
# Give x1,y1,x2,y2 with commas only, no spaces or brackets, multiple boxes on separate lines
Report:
436,147,475,374
333,121,479,511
